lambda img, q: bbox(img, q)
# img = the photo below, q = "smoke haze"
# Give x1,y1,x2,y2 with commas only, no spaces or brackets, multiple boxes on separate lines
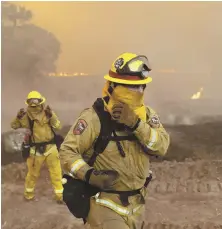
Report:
14,2,222,74
2,2,222,131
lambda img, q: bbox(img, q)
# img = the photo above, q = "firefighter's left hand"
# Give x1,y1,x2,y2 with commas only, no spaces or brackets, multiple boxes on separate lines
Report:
111,103,139,129
45,105,53,118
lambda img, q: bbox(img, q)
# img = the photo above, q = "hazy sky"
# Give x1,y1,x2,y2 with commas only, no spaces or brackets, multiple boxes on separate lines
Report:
2,1,222,132
15,1,222,75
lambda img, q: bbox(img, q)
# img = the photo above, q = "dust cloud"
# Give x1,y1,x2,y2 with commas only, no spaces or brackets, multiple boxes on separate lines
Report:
2,2,222,131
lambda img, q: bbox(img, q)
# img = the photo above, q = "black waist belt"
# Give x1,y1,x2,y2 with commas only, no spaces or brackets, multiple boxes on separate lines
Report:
101,175,153,207
103,189,141,207
103,189,141,196
102,175,152,196
30,139,55,147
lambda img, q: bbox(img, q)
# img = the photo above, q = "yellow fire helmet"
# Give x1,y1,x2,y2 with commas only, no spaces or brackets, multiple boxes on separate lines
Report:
25,91,46,107
104,52,152,85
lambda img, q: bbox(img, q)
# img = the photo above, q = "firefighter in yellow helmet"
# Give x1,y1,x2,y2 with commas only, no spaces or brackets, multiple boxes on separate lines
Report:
60,53,170,228
11,91,64,203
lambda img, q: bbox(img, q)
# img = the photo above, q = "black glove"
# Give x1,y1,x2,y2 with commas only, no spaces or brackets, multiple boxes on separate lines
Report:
17,108,26,119
45,105,52,118
85,168,119,190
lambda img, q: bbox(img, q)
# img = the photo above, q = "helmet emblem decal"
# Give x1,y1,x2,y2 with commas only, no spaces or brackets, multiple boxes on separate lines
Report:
114,58,124,70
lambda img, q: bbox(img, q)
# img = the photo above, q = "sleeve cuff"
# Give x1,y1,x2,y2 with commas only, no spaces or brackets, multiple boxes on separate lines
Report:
134,120,159,151
146,128,159,149
70,159,88,175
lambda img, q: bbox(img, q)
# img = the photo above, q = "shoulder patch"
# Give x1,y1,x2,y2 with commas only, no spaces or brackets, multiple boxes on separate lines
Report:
149,115,161,128
73,119,88,135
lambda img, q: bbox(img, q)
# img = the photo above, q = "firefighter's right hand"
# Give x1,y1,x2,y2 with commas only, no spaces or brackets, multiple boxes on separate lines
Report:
85,168,119,190
17,108,26,119
45,105,53,119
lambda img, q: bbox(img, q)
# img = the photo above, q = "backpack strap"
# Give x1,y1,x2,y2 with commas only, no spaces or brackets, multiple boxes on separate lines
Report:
47,116,64,151
50,125,56,137
27,116,38,161
27,116,34,135
88,98,139,166
27,115,54,142
88,98,158,165
88,98,114,166
27,116,35,144
109,135,136,141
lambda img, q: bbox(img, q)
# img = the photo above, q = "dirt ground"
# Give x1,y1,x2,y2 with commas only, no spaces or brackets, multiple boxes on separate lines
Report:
2,116,222,229
2,159,222,229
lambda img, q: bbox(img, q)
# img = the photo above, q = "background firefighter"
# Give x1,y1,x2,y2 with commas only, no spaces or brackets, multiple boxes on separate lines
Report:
60,53,170,228
11,91,64,203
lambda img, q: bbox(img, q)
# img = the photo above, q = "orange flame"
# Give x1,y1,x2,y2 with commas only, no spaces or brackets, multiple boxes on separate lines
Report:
191,87,203,100
48,72,89,77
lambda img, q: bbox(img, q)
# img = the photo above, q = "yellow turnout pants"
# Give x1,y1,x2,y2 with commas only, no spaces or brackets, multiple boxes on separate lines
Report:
24,145,63,201
85,193,146,229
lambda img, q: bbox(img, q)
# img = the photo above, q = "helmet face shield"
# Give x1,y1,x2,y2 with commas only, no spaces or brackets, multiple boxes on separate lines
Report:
116,55,151,79
26,98,43,107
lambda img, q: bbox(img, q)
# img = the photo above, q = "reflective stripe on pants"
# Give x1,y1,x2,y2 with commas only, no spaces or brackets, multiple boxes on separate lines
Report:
94,193,142,217
55,189,63,194
25,188,34,193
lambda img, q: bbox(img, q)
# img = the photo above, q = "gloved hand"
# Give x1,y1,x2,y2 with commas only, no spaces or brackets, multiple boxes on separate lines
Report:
45,105,52,118
111,103,139,128
85,168,119,190
17,108,26,119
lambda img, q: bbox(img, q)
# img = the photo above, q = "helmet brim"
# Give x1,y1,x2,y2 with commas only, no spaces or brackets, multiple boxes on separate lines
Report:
104,74,152,85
